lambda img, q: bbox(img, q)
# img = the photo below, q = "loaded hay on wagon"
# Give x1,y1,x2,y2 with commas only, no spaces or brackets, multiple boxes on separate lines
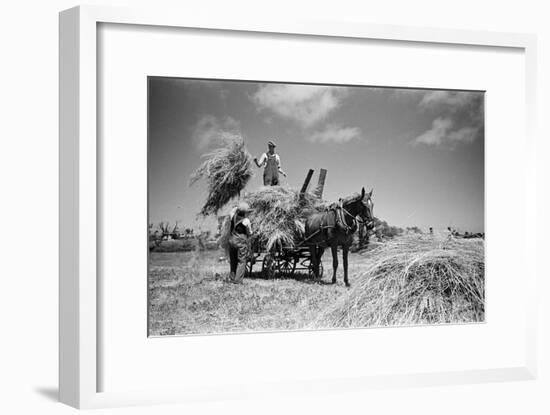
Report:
233,186,327,252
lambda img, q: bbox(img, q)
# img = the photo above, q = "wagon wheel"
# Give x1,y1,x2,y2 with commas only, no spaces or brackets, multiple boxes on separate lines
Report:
262,253,277,279
307,259,324,280
277,255,297,278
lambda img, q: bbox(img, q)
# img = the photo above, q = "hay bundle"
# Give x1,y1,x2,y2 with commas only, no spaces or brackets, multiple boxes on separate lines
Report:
219,186,328,252
317,235,485,327
190,135,253,216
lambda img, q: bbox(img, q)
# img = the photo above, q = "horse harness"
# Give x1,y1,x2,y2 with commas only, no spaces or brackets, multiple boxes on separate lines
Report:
299,200,362,247
329,200,359,234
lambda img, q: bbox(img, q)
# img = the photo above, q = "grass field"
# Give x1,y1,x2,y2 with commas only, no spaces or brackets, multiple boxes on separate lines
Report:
148,235,484,336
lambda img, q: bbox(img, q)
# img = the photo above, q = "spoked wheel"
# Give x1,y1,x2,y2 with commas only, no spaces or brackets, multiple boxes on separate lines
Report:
277,255,297,278
307,259,324,280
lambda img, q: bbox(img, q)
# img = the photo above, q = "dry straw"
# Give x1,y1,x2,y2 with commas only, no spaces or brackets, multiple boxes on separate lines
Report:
190,135,253,216
220,186,328,252
317,235,485,327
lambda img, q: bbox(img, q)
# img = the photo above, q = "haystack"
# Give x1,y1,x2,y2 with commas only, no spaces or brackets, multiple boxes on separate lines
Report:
219,186,328,252
190,135,253,216
317,235,485,327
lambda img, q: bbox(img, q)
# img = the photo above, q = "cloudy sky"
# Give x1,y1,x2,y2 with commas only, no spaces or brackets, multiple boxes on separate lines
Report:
149,78,484,233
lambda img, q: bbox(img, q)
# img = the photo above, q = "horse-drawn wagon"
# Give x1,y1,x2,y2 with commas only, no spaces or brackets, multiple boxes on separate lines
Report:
245,189,374,281
246,237,324,279
244,168,374,282
192,136,374,285
222,167,374,284
242,168,326,279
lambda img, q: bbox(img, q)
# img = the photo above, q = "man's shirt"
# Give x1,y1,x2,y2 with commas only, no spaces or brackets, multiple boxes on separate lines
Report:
257,152,281,169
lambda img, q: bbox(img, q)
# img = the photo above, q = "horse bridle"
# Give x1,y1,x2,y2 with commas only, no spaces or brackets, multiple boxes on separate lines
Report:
340,199,374,231
299,197,373,246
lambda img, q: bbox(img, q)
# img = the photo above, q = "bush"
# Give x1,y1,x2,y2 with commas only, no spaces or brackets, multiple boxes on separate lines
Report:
373,217,403,239
151,237,219,253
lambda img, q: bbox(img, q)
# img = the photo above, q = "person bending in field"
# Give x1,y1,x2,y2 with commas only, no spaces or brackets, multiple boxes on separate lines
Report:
227,202,252,284
254,140,287,186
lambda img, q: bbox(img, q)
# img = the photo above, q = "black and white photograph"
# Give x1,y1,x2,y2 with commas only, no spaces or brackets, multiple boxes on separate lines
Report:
148,78,485,336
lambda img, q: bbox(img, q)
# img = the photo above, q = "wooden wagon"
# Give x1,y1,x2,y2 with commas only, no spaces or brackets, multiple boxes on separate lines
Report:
246,239,324,279
245,168,327,279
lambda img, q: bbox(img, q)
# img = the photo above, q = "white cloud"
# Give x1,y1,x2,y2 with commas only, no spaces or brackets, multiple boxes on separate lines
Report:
413,117,479,146
307,124,362,144
419,90,479,111
414,117,454,145
191,115,240,149
448,126,478,143
413,90,483,147
251,84,348,127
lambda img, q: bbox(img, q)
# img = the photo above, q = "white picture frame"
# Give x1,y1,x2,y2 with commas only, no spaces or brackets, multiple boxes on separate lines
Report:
59,5,538,409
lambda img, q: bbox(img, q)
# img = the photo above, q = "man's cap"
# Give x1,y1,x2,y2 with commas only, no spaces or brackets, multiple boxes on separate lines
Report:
267,140,276,147
237,202,252,212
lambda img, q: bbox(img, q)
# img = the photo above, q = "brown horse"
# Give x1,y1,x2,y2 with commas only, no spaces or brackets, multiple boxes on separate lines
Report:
304,187,374,286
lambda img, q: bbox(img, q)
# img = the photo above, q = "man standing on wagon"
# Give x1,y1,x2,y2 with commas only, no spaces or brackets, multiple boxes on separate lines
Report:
227,202,252,284
254,140,287,186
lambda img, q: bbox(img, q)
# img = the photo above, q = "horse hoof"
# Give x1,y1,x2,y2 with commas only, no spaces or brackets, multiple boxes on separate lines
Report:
345,282,351,288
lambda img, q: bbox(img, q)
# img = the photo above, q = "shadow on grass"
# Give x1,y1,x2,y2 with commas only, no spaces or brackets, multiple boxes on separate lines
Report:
245,270,334,285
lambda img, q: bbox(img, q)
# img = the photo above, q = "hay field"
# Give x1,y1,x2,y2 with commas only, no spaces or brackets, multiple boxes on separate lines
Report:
148,234,484,336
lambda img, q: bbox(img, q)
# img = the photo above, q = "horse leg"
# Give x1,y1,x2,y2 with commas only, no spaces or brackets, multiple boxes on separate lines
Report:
331,243,338,284
343,244,350,287
316,246,325,281
309,245,319,280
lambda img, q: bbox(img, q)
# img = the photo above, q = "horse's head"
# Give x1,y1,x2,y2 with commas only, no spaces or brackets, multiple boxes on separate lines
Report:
357,187,375,230
339,187,375,231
